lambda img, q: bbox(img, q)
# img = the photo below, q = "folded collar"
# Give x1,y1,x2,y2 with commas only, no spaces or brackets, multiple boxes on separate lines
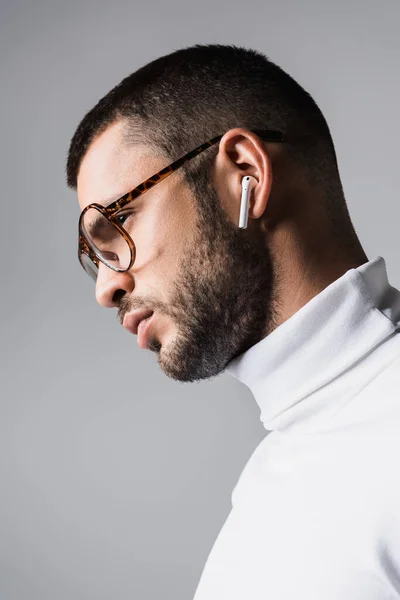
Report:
225,257,400,432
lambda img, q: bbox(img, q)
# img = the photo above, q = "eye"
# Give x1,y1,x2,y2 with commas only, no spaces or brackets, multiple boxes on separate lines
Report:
115,210,136,227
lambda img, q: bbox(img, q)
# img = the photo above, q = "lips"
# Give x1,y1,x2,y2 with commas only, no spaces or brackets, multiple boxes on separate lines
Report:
123,309,154,336
137,314,154,349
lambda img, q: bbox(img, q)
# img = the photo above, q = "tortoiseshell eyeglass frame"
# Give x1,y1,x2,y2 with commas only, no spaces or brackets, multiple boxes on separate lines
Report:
78,128,287,280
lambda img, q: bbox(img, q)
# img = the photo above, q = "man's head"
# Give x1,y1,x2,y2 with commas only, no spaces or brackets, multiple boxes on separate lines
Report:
67,44,366,383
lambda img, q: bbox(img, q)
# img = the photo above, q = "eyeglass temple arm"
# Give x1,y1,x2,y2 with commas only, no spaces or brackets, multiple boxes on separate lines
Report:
99,129,287,216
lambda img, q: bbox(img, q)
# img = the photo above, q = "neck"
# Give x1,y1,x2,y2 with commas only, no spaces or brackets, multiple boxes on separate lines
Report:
264,203,369,336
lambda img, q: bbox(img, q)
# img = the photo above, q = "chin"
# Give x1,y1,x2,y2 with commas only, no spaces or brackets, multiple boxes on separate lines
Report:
155,334,187,379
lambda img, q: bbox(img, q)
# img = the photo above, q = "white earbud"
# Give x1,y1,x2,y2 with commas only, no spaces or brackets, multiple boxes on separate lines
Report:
238,176,256,229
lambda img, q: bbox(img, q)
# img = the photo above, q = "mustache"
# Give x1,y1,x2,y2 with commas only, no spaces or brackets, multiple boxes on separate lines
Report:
117,294,168,326
117,296,150,326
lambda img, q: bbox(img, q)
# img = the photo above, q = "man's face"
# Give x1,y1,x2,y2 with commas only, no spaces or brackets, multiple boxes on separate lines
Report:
78,120,276,382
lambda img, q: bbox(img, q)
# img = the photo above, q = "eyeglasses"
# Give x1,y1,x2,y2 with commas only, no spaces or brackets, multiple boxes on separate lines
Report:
78,129,286,281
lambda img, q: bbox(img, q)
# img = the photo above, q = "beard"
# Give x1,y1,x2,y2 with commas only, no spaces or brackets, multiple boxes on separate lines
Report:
148,171,281,382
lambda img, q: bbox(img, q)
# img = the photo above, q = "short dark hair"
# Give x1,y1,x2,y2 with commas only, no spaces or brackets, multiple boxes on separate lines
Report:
67,44,355,240
67,43,341,183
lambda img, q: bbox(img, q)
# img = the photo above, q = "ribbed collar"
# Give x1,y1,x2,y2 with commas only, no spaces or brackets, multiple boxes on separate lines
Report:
225,257,400,432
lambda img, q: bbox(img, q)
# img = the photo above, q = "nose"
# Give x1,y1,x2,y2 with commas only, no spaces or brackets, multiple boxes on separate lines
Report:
95,262,134,308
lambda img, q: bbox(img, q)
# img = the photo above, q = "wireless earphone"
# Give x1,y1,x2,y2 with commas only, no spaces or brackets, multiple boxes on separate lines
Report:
238,176,256,229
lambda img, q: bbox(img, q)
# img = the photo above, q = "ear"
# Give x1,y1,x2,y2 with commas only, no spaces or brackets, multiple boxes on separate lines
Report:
212,128,273,225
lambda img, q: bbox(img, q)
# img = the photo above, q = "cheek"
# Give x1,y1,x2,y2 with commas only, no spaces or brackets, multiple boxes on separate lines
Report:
134,196,196,290
159,205,196,273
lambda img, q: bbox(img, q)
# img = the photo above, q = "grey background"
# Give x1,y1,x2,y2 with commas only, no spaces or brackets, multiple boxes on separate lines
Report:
1,1,399,598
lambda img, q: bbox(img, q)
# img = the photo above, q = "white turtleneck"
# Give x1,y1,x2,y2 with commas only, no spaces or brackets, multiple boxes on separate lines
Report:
193,256,400,600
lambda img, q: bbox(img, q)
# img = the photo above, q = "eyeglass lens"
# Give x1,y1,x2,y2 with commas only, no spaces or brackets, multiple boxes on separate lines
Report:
79,251,99,282
81,208,132,271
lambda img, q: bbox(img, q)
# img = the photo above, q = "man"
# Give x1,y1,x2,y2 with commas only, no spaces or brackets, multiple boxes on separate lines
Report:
66,44,400,599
